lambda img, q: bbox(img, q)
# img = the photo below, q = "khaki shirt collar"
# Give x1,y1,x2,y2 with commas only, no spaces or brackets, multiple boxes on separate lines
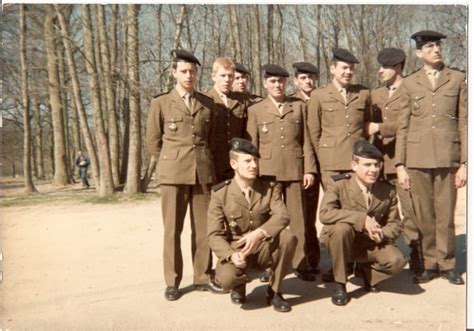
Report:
355,176,372,194
268,95,285,112
175,84,193,99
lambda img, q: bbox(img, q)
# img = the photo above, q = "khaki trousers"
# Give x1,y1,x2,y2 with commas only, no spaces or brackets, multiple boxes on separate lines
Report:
322,223,406,285
407,168,457,271
215,229,296,293
161,184,212,287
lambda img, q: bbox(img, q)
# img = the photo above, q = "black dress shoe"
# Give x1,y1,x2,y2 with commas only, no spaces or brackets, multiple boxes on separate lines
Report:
440,269,464,285
266,287,291,312
194,281,228,294
413,269,439,284
230,284,246,304
331,283,349,306
164,286,180,301
259,270,271,283
322,269,335,283
295,270,316,282
409,242,424,275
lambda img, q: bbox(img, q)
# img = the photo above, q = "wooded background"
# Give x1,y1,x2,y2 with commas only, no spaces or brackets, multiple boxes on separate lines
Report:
0,4,467,195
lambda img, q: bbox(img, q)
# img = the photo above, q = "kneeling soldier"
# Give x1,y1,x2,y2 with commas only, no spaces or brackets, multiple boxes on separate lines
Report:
319,139,406,306
208,138,297,312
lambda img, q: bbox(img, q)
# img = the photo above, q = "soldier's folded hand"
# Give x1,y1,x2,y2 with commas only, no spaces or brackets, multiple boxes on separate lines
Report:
303,173,315,189
231,252,247,268
237,229,266,257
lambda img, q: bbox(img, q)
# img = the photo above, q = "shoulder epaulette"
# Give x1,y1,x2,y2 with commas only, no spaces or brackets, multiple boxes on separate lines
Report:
287,96,305,103
331,172,351,182
153,90,170,99
195,90,213,100
212,179,231,192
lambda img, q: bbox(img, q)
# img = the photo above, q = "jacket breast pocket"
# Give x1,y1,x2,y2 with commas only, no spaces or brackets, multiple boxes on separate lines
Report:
410,94,425,116
160,148,179,161
257,120,274,135
443,89,459,111
225,212,244,235
164,114,183,134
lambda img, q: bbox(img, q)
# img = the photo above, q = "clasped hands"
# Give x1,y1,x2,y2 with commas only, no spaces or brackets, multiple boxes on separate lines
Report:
231,229,266,268
365,215,383,244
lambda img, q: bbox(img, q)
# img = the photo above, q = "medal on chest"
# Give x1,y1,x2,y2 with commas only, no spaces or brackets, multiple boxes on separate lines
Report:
261,122,269,134
168,119,177,131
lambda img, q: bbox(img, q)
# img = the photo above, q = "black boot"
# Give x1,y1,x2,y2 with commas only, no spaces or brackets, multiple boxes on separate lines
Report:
266,286,291,312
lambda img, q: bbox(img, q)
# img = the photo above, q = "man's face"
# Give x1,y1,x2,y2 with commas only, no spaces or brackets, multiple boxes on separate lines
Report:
230,153,258,180
263,76,286,101
172,62,197,92
331,61,354,87
351,156,382,186
232,71,249,93
294,73,317,94
416,41,443,66
212,66,234,94
378,65,398,85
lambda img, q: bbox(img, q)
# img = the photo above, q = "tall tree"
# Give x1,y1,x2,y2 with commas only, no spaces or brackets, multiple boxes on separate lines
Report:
124,4,142,194
82,4,114,195
19,4,37,193
44,6,70,186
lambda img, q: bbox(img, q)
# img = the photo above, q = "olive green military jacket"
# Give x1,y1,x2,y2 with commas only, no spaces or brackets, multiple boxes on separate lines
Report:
207,177,290,261
307,83,371,171
205,87,249,181
371,86,402,175
394,64,467,168
246,96,317,181
319,174,402,242
146,88,216,185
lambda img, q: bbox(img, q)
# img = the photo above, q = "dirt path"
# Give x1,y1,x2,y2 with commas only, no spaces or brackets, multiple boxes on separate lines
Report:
0,179,467,330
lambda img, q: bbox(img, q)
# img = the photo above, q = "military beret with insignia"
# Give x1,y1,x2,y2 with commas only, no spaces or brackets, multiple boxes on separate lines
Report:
170,49,201,66
411,30,446,49
377,48,406,66
332,48,359,64
262,64,289,78
235,62,251,75
353,139,383,161
292,62,319,75
230,138,260,158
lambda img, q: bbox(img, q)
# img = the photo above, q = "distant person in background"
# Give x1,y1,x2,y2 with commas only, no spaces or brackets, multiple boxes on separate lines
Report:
76,150,90,188
232,63,263,105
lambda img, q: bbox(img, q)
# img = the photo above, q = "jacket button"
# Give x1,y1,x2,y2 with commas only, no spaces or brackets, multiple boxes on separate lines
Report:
281,145,285,148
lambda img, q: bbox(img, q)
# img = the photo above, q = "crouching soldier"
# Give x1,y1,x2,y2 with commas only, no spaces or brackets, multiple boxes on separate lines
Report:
319,139,406,306
208,138,297,312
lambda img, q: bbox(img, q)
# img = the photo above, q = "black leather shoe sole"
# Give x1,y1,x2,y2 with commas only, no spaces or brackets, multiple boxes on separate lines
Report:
164,287,180,301
441,270,464,285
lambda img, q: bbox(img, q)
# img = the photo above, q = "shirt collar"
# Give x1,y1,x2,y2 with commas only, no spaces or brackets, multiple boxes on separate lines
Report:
175,84,193,99
355,176,372,193
269,95,285,110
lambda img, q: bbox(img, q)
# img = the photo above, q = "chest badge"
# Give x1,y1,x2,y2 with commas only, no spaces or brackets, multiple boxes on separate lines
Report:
413,97,421,110
261,122,269,134
168,119,177,131
229,220,238,228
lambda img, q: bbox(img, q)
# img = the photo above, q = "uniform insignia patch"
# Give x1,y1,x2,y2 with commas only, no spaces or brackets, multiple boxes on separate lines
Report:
331,173,351,181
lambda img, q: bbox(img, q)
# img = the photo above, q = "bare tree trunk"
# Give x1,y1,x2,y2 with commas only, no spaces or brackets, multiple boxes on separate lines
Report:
82,4,114,195
20,4,37,192
32,96,45,180
295,6,309,61
155,5,163,89
165,5,187,91
140,158,156,192
110,4,118,79
119,8,129,183
228,6,242,62
55,3,101,191
69,87,81,179
96,4,120,187
252,5,262,95
124,4,142,194
44,8,70,186
267,5,274,64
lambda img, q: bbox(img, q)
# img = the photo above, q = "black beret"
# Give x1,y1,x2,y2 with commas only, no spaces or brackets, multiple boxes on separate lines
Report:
332,48,359,64
230,138,260,158
235,63,251,75
262,64,289,78
353,139,383,161
377,48,406,66
411,30,447,49
170,49,201,66
292,62,319,75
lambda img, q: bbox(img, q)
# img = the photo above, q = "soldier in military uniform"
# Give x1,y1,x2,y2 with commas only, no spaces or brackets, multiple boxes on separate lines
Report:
208,138,297,312
395,31,466,285
232,62,263,105
307,48,371,190
290,62,322,275
146,49,225,301
247,64,318,282
319,139,406,306
365,48,423,274
205,57,249,183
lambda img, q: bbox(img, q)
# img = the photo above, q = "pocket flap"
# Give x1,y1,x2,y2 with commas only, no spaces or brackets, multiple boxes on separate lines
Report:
165,114,183,122
407,133,421,143
160,149,179,160
320,137,336,148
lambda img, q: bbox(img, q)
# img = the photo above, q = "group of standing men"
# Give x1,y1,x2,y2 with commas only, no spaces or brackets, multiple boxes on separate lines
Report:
146,29,466,312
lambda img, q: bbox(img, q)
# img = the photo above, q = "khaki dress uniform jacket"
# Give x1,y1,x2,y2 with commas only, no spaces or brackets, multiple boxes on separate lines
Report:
307,83,371,189
208,178,296,292
319,174,406,285
371,86,419,244
394,64,467,271
205,87,249,182
247,96,317,271
146,88,217,288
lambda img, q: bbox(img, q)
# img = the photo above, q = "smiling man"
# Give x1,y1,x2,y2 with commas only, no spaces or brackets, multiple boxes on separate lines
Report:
395,30,467,285
206,57,249,183
247,64,317,282
307,48,371,190
319,139,406,306
208,138,296,312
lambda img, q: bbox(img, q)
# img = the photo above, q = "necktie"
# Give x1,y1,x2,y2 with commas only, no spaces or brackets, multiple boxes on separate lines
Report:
340,88,347,102
388,86,397,98
427,70,438,88
243,188,252,204
184,93,192,110
277,103,283,114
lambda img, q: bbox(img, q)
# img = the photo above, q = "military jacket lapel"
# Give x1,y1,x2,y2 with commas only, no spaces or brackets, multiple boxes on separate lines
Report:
170,89,191,115
349,176,368,210
434,66,450,91
263,98,281,117
229,180,248,208
328,83,346,105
